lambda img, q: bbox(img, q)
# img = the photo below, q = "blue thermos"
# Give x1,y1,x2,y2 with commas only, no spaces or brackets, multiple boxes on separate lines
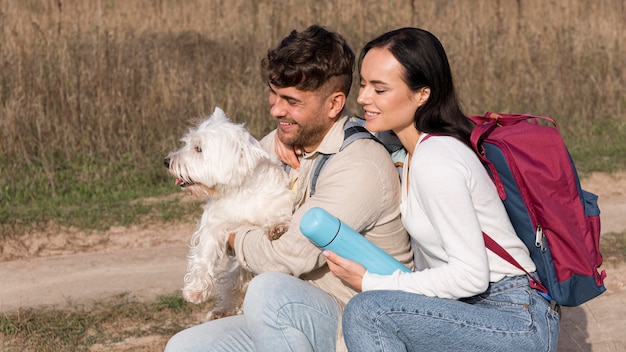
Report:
300,207,411,275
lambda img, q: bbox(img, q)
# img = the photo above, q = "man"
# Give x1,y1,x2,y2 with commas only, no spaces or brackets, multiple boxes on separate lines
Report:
165,24,412,352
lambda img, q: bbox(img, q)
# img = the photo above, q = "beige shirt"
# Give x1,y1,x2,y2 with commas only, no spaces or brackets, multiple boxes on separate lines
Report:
232,114,413,350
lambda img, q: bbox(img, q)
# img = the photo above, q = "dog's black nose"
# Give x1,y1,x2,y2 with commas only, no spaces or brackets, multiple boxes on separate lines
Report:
164,157,170,169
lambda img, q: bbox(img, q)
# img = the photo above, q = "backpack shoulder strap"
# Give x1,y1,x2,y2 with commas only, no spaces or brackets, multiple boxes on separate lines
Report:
482,232,550,296
309,120,379,196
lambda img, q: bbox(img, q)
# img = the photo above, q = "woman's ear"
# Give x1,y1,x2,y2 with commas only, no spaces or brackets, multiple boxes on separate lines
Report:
416,87,430,107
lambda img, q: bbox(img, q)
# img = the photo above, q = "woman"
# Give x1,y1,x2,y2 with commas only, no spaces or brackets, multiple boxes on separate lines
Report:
323,28,560,351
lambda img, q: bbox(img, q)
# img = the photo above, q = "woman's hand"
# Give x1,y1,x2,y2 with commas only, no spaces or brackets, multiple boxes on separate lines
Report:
323,250,366,292
274,132,302,169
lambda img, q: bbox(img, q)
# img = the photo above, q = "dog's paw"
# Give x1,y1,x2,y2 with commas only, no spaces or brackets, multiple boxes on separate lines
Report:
205,308,239,321
205,310,227,321
266,221,290,240
183,289,208,304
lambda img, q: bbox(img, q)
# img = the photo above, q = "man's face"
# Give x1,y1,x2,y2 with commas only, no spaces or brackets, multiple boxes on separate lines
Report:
268,83,335,153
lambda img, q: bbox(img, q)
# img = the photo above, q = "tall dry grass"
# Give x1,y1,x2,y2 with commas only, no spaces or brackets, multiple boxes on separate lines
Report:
0,0,624,231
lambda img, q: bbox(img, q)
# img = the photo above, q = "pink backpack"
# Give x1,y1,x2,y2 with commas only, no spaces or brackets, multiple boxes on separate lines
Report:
469,112,606,306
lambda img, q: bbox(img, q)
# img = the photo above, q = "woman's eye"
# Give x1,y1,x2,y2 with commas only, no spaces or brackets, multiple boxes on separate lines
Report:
196,146,202,153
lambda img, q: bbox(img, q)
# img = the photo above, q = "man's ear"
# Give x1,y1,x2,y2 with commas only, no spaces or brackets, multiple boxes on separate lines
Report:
327,92,346,119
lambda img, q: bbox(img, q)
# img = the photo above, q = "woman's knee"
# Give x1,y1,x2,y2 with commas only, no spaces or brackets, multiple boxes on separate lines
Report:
343,291,382,330
345,291,381,315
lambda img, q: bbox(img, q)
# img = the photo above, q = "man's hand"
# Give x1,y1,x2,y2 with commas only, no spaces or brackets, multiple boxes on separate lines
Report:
274,133,302,169
323,250,366,292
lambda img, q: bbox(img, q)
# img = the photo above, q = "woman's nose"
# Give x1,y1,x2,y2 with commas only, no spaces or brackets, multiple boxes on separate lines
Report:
357,89,369,105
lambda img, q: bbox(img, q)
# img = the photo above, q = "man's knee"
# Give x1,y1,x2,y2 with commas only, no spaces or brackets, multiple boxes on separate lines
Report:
247,272,286,295
244,272,291,314
164,329,192,352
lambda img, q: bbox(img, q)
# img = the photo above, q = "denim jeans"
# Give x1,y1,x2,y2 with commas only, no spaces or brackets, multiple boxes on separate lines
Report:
342,275,560,352
164,272,339,352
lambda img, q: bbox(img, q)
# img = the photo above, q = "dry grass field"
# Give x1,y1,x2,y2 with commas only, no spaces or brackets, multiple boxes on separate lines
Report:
1,1,624,213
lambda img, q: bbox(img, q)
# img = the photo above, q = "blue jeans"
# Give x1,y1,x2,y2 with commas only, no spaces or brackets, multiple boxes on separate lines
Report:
164,272,339,351
343,275,560,352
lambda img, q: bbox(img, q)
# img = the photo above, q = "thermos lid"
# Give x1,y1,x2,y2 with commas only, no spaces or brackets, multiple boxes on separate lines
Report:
299,207,341,248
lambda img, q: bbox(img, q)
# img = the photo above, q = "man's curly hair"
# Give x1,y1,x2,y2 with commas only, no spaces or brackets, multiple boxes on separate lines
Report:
261,25,355,96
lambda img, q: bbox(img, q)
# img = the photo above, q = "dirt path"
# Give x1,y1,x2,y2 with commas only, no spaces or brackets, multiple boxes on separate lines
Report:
0,220,195,312
1,172,625,351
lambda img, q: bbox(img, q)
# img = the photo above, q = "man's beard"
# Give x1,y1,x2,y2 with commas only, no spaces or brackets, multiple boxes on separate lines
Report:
278,121,327,149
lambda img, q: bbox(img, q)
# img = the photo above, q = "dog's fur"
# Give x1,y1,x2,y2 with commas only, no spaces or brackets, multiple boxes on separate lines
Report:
164,107,294,320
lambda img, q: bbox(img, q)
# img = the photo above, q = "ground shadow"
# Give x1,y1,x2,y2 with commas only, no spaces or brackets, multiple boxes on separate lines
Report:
558,306,591,351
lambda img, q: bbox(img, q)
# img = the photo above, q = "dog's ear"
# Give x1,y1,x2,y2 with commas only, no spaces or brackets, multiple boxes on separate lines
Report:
212,107,229,122
199,107,230,129
237,135,268,174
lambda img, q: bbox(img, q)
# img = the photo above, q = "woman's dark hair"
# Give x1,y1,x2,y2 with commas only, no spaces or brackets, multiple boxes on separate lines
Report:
262,25,355,96
359,28,473,147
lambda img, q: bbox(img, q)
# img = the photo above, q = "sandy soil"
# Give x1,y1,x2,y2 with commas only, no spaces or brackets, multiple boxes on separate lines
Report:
1,172,625,351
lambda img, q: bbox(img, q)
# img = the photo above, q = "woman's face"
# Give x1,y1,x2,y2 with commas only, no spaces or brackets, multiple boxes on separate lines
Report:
357,47,424,134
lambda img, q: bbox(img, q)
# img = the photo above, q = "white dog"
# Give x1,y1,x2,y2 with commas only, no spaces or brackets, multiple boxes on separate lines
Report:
164,107,294,320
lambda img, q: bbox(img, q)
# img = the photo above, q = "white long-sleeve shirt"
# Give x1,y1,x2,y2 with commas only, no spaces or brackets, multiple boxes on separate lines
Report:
362,133,535,299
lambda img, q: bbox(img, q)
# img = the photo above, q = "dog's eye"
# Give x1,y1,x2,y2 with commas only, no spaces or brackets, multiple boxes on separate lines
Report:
196,146,202,153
